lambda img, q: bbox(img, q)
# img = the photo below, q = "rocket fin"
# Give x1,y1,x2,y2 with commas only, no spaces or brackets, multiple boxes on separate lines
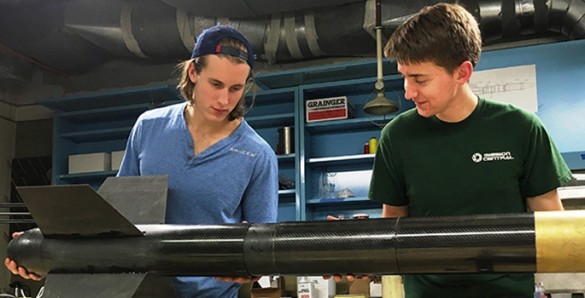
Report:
42,273,177,298
16,184,142,237
132,274,178,298
98,175,168,225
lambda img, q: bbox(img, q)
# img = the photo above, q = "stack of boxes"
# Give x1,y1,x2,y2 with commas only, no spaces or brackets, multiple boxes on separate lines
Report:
67,150,125,174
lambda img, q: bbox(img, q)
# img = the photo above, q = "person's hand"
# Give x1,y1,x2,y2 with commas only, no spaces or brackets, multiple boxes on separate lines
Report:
4,232,44,281
214,221,262,284
322,216,370,282
211,220,259,284
215,276,261,284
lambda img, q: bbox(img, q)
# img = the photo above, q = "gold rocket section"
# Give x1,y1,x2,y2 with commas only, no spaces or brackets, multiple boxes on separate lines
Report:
535,210,585,272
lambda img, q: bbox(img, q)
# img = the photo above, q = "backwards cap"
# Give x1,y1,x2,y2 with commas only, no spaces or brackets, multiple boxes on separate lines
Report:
191,25,255,69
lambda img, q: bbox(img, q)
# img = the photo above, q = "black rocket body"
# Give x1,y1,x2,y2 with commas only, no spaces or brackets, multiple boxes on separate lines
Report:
7,176,585,297
8,215,538,277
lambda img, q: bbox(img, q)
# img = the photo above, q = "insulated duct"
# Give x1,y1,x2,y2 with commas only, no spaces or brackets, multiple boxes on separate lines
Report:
0,1,111,74
0,0,584,76
160,0,365,18
63,0,585,65
0,54,33,84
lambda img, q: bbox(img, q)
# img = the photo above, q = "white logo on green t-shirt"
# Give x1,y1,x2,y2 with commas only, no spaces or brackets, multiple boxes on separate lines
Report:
472,152,514,163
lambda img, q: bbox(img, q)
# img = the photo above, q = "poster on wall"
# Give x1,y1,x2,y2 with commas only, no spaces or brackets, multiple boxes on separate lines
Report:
469,64,537,113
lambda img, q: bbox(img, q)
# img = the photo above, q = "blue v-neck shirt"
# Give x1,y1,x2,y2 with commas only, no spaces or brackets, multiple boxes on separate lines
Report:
118,102,278,297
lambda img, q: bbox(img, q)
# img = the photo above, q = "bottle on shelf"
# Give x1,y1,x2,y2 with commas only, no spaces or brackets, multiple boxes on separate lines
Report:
369,137,378,154
534,281,546,298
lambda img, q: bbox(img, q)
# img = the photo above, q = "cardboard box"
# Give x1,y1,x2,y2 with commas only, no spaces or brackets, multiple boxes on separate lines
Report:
68,152,111,174
306,96,353,122
111,150,125,171
251,287,280,298
348,279,370,297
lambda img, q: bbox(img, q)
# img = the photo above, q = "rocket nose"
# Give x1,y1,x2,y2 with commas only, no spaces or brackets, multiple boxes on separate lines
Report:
7,228,49,277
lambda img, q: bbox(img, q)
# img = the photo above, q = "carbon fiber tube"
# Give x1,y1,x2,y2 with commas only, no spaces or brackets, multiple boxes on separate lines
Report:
10,211,585,277
396,214,535,274
9,225,250,276
246,218,399,275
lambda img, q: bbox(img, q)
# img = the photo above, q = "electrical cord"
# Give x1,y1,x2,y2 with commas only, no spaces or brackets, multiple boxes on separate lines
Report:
7,282,30,298
34,287,43,298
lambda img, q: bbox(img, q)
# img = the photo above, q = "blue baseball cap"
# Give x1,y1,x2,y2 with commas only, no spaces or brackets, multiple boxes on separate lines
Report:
191,25,255,69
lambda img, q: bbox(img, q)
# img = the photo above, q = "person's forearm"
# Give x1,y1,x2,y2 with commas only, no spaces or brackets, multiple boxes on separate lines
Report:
382,204,409,218
527,189,564,211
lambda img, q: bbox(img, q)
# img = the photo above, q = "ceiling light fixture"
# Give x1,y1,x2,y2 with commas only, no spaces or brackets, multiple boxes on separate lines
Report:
363,0,399,115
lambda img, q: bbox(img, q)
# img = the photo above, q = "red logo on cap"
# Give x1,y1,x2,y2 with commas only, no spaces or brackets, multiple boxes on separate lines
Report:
215,45,222,53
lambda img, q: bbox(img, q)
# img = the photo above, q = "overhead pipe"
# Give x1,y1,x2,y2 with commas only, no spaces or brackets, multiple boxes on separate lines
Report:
0,0,584,75
63,0,585,65
0,0,111,74
160,0,364,18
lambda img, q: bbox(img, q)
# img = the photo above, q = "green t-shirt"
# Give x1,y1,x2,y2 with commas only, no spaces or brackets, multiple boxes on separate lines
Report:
369,97,572,298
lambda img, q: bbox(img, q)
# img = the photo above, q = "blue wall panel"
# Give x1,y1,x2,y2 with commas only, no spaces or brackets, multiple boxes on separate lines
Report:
477,39,585,157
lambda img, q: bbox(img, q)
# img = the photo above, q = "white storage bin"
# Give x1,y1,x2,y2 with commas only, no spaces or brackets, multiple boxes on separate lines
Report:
68,152,111,174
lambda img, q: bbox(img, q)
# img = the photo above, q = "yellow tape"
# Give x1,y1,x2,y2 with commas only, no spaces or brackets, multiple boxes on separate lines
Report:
535,210,585,272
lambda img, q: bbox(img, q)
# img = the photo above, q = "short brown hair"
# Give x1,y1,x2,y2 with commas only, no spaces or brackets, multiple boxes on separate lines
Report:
177,37,253,121
384,3,482,72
